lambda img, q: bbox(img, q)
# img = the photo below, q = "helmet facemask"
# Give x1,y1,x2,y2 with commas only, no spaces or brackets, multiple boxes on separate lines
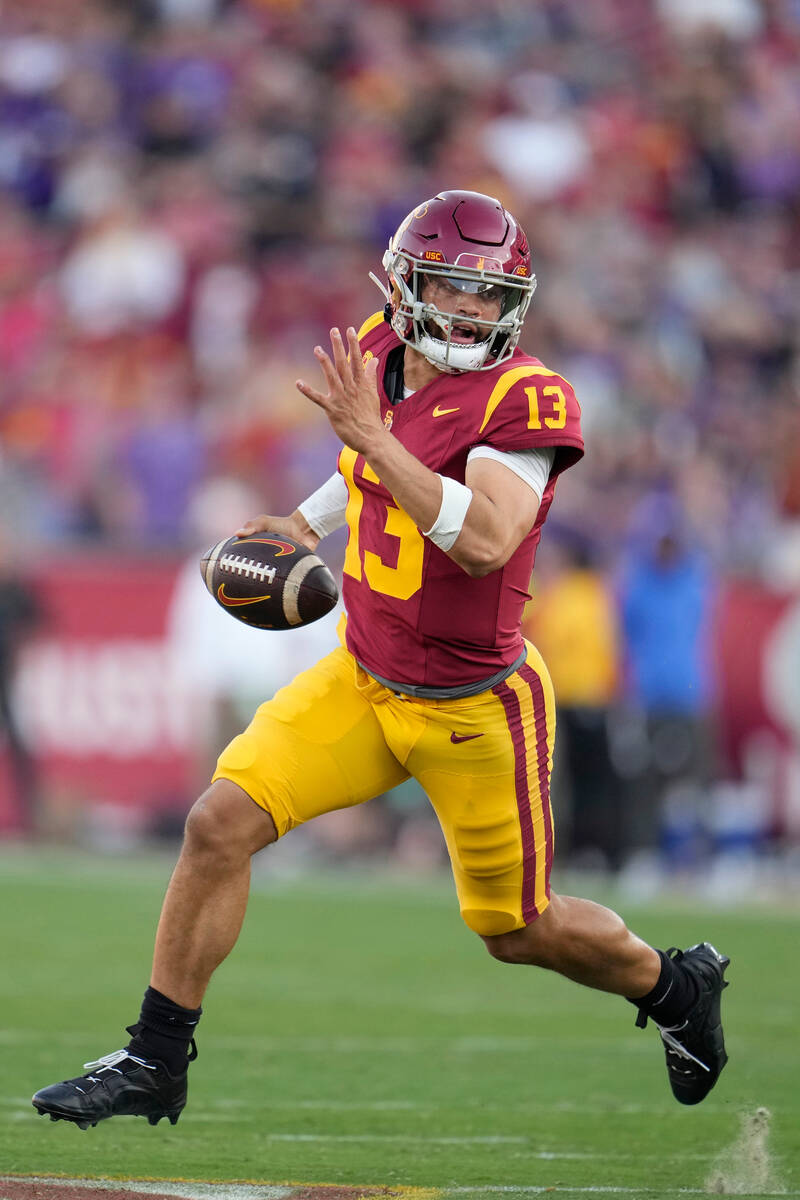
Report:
376,249,537,373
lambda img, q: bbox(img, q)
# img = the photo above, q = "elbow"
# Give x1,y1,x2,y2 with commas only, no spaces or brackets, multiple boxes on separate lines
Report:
452,543,508,578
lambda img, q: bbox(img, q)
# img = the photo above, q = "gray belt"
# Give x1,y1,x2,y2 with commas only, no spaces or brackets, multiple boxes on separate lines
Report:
359,646,528,700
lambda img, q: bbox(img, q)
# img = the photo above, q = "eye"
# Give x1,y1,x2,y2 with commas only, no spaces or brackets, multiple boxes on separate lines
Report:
434,276,459,297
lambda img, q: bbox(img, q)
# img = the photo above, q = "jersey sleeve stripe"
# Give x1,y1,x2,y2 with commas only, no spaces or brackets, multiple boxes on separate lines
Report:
357,310,386,341
478,364,574,435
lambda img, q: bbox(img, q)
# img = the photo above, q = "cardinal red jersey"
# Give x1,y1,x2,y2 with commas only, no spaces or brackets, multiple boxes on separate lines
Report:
338,312,584,691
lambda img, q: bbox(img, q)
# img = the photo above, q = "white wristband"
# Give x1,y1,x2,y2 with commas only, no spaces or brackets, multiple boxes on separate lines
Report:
423,475,473,551
297,473,349,538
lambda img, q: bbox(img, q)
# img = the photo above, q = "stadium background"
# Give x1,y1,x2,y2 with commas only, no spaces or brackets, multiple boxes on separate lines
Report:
0,0,799,899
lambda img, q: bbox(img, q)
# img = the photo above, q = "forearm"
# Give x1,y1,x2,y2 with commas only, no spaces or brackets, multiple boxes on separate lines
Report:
361,428,445,535
361,430,512,577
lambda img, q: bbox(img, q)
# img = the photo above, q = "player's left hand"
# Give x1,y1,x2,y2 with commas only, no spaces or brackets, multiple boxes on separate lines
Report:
296,327,385,455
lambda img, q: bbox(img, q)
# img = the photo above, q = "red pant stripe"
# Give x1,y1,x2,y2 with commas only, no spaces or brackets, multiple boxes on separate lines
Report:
519,662,554,896
493,677,539,923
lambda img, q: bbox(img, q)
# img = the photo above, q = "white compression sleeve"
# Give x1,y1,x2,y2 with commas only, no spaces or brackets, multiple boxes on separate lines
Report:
297,472,349,538
423,475,474,551
466,444,556,502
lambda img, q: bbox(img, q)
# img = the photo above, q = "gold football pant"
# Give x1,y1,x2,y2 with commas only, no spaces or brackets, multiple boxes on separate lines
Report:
213,644,556,936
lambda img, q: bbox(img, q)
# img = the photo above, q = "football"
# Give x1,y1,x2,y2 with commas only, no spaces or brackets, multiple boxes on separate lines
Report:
200,533,338,630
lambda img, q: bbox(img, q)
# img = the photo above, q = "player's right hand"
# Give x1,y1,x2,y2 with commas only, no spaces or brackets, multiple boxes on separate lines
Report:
235,511,320,553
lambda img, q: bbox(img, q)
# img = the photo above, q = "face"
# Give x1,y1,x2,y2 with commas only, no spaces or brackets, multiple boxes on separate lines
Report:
420,274,503,344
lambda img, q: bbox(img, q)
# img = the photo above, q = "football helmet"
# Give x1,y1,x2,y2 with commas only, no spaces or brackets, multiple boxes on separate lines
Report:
373,190,536,373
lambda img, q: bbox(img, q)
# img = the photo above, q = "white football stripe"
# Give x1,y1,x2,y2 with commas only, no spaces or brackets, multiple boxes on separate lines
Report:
202,538,228,593
281,556,317,625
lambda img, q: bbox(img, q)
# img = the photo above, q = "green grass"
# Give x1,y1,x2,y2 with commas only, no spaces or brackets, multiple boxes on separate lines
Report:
1,846,798,1198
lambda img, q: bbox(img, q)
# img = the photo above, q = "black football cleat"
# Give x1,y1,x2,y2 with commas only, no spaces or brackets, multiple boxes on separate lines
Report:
637,942,730,1105
31,1043,195,1129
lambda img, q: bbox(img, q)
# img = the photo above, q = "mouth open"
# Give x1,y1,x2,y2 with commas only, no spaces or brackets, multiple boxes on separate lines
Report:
450,321,479,343
442,319,486,344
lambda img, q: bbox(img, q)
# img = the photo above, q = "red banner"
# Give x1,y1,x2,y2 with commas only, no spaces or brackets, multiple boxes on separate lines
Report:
1,556,190,834
713,580,800,835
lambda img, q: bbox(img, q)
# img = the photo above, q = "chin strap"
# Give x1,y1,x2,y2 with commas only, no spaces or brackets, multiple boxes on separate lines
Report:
369,271,392,304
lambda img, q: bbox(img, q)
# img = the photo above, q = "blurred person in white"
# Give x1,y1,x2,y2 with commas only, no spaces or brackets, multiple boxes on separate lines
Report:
481,71,592,202
58,201,185,337
167,475,340,791
190,261,260,384
657,0,763,38
156,0,221,23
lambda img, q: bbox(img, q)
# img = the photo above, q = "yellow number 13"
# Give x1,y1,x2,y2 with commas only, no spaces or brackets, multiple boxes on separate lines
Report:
339,447,425,600
526,384,567,430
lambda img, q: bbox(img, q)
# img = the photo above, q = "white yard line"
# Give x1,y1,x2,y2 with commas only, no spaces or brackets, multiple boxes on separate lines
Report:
1,1182,295,1200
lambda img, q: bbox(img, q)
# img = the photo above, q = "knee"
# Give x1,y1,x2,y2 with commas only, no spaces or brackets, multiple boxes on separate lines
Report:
183,779,277,862
481,906,560,967
482,927,540,965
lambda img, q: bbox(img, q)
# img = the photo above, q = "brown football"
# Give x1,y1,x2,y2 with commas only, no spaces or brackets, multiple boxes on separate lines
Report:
200,534,338,630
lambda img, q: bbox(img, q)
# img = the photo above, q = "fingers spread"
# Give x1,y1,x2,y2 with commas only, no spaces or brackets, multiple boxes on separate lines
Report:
296,377,326,406
346,327,362,378
329,327,352,383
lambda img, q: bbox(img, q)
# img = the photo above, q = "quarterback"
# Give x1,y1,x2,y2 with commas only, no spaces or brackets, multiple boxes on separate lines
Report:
32,191,729,1128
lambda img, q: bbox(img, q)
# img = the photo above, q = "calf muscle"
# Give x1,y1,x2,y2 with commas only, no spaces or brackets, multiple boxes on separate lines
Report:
482,892,661,997
150,780,278,1009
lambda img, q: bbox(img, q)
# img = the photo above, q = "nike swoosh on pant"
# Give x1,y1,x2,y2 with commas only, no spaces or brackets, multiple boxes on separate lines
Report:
450,732,484,744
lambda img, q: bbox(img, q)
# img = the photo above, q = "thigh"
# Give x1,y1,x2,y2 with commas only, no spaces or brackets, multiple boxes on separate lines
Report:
408,645,556,937
213,647,409,837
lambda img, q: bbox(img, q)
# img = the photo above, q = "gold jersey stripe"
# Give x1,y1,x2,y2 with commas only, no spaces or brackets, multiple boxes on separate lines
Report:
356,310,386,341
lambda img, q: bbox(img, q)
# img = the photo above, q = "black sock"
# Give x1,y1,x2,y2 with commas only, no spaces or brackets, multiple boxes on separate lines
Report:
125,987,202,1074
626,949,699,1028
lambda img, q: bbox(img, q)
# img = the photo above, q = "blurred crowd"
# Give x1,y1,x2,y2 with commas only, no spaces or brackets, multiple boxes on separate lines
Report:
1,0,800,875
0,0,797,568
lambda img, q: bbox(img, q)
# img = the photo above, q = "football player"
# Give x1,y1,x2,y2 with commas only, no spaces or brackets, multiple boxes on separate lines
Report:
33,191,729,1130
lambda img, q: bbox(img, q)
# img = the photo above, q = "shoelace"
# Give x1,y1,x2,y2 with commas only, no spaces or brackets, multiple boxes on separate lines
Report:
82,1048,156,1081
656,1023,711,1073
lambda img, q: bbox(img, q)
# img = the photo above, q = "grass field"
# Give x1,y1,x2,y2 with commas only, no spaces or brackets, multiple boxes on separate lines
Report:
1,845,798,1199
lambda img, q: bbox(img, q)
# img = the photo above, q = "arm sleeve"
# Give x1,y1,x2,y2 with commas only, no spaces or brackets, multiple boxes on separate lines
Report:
297,472,349,538
467,445,556,502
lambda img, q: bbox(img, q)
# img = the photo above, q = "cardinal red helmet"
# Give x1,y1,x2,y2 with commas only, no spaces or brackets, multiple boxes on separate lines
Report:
375,190,536,372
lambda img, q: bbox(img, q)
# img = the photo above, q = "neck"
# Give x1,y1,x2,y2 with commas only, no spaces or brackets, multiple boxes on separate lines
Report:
403,345,446,390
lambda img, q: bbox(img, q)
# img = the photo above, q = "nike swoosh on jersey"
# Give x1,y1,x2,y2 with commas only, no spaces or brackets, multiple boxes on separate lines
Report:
432,404,460,417
450,731,484,743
